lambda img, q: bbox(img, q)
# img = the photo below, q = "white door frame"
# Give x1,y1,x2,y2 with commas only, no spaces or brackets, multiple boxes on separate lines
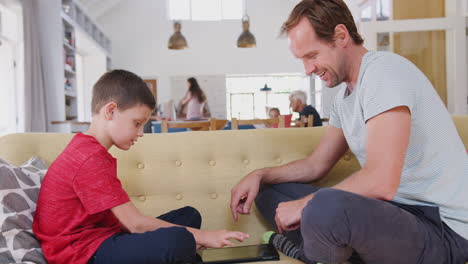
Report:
359,0,467,115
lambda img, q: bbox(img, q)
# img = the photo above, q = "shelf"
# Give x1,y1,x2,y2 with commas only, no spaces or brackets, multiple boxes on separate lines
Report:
51,120,90,125
64,66,76,76
61,11,75,27
65,90,77,98
63,41,75,52
61,8,111,55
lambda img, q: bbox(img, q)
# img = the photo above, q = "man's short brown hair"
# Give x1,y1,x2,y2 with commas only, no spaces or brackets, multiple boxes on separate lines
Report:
91,69,156,114
281,0,363,45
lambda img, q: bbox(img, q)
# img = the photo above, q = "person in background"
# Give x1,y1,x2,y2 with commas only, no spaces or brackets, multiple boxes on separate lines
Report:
180,77,211,120
268,107,281,119
289,90,322,127
263,108,281,128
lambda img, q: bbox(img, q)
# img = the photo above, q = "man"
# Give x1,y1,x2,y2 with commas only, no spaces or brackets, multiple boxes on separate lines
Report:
230,0,468,263
289,90,322,127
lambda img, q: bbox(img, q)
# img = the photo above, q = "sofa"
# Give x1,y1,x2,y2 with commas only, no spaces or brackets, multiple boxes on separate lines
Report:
1,116,467,264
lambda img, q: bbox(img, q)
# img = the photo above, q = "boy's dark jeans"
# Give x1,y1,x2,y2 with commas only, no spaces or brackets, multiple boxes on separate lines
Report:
88,206,201,264
256,183,468,264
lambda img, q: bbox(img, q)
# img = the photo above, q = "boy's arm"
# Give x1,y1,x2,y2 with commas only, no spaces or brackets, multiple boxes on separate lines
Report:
111,202,175,233
111,202,249,248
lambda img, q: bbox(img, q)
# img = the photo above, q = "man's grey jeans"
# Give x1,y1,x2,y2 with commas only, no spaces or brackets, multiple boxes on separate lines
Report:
255,183,468,264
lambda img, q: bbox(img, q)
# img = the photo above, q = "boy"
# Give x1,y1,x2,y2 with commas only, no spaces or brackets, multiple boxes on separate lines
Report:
33,70,249,264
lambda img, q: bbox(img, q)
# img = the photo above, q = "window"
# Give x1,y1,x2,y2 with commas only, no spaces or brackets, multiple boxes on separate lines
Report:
0,2,23,135
359,0,392,22
311,77,323,114
168,0,243,21
376,0,392,21
226,74,310,120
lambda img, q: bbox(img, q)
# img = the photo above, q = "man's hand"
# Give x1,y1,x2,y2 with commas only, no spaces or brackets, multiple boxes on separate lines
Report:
193,229,249,249
230,170,262,221
274,197,310,233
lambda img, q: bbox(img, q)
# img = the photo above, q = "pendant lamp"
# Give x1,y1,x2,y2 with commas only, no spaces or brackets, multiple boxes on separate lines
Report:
237,0,256,48
168,21,188,50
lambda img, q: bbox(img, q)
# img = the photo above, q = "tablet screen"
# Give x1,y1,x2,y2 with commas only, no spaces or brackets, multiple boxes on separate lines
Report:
200,244,279,263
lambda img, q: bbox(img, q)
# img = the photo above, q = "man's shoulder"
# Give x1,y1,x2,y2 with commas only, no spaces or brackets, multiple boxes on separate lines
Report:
363,51,415,75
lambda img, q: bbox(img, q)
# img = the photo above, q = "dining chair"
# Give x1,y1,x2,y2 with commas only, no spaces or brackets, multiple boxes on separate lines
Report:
231,115,285,130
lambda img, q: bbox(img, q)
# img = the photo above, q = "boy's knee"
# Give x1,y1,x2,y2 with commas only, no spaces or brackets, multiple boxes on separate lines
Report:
182,206,202,228
166,227,197,256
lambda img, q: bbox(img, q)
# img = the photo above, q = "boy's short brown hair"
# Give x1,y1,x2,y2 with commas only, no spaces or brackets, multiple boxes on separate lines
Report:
91,70,156,114
281,0,363,45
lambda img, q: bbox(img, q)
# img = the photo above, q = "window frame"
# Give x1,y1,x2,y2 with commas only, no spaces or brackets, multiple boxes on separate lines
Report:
167,0,243,21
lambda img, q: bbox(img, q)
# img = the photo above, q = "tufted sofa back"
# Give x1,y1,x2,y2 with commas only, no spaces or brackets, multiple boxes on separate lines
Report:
1,116,467,245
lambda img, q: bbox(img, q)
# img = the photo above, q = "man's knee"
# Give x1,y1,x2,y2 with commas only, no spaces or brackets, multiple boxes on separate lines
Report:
302,188,356,223
300,188,356,262
255,184,271,205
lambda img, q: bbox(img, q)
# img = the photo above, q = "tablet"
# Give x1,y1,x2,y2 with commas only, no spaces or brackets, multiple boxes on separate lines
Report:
199,244,280,264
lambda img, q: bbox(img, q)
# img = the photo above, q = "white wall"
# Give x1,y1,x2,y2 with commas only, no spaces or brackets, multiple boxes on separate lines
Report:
97,0,306,117
75,28,108,122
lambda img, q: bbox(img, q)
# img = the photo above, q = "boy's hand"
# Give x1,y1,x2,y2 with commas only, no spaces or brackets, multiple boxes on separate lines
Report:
195,230,249,248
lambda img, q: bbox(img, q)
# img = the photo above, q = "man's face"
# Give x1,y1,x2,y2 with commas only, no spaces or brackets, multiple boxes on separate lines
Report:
288,17,346,88
108,104,152,150
289,97,301,113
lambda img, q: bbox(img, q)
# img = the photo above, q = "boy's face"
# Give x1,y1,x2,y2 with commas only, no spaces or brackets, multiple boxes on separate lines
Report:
108,104,152,150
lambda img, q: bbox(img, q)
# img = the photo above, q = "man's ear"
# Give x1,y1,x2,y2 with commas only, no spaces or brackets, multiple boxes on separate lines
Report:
334,24,350,48
104,102,118,120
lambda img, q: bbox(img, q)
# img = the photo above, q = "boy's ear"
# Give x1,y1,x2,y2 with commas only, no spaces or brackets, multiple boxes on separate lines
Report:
104,102,118,120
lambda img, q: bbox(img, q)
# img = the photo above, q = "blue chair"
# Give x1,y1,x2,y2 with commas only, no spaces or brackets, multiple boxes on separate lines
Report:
151,121,188,133
223,121,255,130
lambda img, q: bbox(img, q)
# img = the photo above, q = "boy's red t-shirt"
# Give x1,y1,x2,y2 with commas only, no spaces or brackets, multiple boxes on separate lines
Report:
33,133,130,264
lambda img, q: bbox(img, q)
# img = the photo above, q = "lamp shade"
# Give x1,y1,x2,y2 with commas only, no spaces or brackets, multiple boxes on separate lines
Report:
168,21,188,50
260,84,272,92
237,15,256,48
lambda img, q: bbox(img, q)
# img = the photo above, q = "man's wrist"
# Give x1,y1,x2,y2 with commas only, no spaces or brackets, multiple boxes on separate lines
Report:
300,193,314,206
253,169,266,184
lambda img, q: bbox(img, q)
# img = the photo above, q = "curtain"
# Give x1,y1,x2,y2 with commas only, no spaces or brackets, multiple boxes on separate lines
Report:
21,0,48,132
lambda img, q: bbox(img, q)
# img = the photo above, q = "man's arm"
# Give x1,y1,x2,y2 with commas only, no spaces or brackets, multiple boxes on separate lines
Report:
332,106,410,200
230,125,348,220
274,106,411,232
261,125,349,184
